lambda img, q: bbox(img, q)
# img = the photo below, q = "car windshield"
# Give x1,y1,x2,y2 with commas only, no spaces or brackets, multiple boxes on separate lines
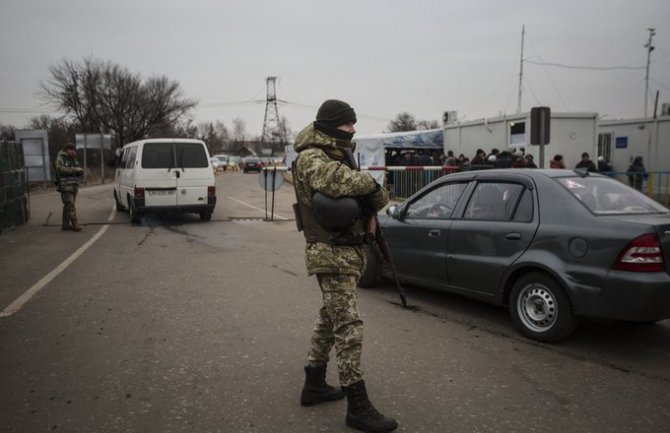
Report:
557,176,669,215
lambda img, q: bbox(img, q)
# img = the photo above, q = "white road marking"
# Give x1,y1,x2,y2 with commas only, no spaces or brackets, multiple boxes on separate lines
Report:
224,195,289,220
0,206,116,318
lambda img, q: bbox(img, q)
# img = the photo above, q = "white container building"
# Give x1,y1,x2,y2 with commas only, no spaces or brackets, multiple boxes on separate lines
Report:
443,112,599,169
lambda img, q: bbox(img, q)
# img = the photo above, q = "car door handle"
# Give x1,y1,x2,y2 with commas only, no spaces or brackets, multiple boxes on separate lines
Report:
428,229,441,238
505,232,522,240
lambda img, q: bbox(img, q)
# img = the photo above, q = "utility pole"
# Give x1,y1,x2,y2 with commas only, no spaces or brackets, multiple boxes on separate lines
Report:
644,28,656,117
516,25,525,113
261,76,281,155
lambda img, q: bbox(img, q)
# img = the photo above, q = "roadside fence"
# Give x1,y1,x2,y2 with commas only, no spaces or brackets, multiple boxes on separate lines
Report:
272,165,670,210
0,141,29,233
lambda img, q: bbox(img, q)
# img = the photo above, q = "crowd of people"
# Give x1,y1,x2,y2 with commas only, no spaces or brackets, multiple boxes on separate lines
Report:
384,148,649,190
384,147,538,170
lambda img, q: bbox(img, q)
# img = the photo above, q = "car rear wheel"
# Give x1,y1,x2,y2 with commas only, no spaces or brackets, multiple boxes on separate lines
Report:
199,211,212,221
509,272,577,342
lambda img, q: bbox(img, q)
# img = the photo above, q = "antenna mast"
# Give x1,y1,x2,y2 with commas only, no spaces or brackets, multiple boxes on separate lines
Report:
516,25,525,113
643,28,656,117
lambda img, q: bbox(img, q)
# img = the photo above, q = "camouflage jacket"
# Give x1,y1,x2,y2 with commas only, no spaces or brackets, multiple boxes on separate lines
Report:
293,123,389,277
54,150,81,191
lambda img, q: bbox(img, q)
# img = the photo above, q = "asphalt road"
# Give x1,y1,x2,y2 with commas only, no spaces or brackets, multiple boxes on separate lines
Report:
1,172,669,433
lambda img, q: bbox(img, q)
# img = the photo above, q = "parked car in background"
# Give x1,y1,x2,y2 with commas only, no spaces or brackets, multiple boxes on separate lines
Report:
227,156,242,171
210,157,222,170
211,154,229,170
360,169,670,342
242,157,262,173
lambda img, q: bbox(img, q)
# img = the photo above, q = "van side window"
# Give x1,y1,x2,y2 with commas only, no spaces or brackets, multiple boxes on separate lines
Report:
119,149,128,168
125,147,137,169
176,142,208,168
142,143,173,168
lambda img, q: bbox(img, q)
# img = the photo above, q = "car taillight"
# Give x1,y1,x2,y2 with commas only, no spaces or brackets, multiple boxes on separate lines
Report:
613,233,664,272
207,186,216,196
134,187,145,199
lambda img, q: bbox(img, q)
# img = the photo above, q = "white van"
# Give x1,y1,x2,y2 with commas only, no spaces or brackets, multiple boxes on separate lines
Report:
113,138,216,223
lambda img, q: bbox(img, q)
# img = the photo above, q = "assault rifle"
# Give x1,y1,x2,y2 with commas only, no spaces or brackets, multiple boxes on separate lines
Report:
342,148,408,308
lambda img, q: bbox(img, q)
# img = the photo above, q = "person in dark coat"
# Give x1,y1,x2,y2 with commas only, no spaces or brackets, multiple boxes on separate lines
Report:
470,148,487,166
494,151,514,168
597,156,613,174
524,154,537,168
626,156,648,191
575,152,597,172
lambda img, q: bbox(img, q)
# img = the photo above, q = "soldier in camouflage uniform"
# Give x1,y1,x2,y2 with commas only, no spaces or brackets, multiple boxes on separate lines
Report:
293,99,398,432
54,143,83,231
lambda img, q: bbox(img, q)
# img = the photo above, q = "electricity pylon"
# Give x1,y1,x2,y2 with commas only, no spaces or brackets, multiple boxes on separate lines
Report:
261,77,281,154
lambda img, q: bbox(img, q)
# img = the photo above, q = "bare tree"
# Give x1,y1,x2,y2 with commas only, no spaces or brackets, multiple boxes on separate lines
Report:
41,57,197,146
388,112,439,132
232,117,247,144
416,119,440,130
27,115,77,158
0,123,16,141
214,121,230,151
388,112,417,132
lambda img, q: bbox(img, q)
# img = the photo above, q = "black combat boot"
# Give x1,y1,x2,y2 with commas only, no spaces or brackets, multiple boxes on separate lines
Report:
70,218,82,232
300,365,345,406
343,380,397,433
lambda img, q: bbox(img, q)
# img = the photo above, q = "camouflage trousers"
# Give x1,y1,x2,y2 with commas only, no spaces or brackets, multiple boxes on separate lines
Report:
307,273,363,387
60,188,78,227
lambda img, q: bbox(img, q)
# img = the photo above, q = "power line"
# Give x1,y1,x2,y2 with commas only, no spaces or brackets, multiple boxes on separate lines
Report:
198,99,263,108
0,108,58,114
525,59,645,71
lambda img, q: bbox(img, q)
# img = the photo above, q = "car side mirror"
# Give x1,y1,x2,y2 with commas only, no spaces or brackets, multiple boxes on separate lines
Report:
386,205,401,219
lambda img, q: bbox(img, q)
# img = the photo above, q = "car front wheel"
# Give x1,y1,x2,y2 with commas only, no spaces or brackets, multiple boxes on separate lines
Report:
509,272,577,342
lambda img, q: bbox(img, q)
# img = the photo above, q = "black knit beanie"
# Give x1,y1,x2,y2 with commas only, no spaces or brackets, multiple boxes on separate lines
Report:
314,99,357,141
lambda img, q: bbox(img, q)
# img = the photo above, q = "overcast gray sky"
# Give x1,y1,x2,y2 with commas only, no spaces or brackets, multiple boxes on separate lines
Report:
1,0,669,137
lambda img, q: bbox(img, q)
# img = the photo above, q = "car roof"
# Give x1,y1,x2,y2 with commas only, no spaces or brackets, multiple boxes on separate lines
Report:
444,168,606,182
122,138,206,148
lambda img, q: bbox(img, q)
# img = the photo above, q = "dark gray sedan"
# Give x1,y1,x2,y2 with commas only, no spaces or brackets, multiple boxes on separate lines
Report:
361,169,670,342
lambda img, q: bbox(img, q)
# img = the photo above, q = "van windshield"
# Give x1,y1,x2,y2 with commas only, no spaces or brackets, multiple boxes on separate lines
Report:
141,142,208,169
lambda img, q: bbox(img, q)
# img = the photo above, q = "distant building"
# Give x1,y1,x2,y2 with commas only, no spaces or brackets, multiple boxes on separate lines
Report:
597,115,670,173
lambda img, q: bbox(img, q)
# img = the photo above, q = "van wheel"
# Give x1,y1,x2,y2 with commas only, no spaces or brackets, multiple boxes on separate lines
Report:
114,190,126,212
199,211,212,221
509,272,577,342
129,197,142,224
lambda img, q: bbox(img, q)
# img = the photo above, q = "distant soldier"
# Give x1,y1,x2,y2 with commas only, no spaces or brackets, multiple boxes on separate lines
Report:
627,156,648,191
292,99,397,432
54,142,83,231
